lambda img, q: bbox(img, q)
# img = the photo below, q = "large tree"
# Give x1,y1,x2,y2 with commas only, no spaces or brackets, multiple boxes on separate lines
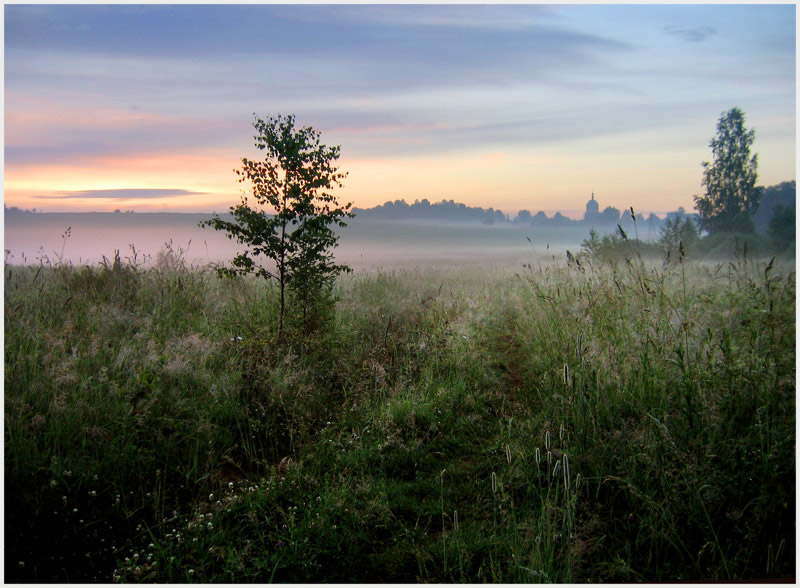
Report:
201,114,352,338
694,107,763,234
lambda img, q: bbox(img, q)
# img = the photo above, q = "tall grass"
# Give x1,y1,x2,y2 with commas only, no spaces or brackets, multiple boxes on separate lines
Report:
4,247,794,582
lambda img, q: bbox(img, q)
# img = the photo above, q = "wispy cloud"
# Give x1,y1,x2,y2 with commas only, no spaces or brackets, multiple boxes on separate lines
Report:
38,189,206,200
4,5,630,99
663,25,717,42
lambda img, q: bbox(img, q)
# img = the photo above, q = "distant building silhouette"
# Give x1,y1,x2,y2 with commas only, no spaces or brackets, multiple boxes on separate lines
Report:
584,192,601,224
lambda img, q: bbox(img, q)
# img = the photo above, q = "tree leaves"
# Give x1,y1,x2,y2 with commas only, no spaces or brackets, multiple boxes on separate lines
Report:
694,107,763,234
200,113,354,338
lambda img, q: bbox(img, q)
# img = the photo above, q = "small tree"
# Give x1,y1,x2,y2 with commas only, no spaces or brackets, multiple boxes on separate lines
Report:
659,213,699,258
201,114,353,339
580,227,602,258
694,107,763,234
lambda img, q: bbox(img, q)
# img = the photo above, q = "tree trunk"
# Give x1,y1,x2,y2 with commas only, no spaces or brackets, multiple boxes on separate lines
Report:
278,199,287,342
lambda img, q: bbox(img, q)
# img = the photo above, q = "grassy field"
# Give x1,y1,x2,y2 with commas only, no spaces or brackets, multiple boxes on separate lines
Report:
4,248,795,582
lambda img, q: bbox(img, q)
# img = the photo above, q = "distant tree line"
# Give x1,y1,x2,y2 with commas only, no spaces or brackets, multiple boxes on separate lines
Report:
513,205,683,231
4,205,39,215
352,198,509,224
4,205,138,215
752,180,795,235
351,177,793,255
351,197,699,232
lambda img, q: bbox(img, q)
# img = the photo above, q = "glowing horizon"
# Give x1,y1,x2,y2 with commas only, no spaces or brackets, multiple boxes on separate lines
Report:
4,5,795,217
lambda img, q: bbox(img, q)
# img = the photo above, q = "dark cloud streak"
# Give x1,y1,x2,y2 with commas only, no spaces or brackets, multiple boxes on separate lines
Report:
5,5,630,90
663,25,717,42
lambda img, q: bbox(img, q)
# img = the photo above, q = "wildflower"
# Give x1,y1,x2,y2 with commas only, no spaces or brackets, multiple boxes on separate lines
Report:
228,482,234,489
209,494,214,500
188,569,195,576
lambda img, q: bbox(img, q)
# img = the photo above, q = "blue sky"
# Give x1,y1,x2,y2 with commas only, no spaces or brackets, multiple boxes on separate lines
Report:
4,3,796,215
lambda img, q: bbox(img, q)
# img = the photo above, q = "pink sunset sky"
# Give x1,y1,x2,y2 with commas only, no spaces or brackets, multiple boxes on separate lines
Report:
4,4,796,217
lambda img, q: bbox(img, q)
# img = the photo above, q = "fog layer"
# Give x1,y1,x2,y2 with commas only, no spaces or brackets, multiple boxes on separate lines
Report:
4,213,596,269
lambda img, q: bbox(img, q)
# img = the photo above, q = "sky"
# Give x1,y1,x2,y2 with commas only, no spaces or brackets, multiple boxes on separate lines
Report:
4,3,797,217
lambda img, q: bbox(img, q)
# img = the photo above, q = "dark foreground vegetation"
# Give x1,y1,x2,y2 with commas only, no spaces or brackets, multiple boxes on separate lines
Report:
5,247,795,582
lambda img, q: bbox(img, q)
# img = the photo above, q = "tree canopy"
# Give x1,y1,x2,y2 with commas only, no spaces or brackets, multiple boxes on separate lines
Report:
694,107,763,234
201,113,352,338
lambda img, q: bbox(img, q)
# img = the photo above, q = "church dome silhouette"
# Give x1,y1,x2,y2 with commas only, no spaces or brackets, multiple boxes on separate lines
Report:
586,192,599,214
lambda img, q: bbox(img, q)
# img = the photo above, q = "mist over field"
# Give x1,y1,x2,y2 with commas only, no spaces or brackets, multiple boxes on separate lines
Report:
4,212,600,270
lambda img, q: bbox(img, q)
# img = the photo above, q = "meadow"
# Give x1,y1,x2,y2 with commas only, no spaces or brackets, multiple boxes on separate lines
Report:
4,245,795,582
